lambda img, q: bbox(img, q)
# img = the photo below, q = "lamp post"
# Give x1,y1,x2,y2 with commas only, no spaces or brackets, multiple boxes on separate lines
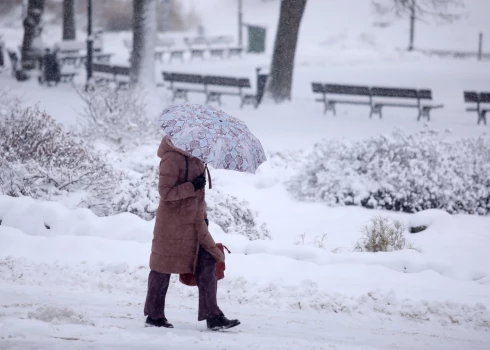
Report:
238,0,243,47
86,0,93,88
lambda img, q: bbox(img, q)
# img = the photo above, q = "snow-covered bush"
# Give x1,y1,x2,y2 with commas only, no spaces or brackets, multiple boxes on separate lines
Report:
75,83,159,148
354,216,415,253
206,189,270,240
289,129,490,215
111,165,160,221
0,107,116,215
110,160,270,240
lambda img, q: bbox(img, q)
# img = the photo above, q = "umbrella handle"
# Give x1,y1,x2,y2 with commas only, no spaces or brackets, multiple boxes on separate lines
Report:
205,164,212,190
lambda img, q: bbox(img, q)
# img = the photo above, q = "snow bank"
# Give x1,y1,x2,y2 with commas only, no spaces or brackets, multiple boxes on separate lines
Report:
28,307,94,326
2,196,490,330
0,196,153,243
2,254,489,331
1,195,489,282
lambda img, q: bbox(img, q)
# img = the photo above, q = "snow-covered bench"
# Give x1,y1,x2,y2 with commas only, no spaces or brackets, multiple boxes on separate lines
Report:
370,87,443,120
312,83,444,121
93,63,129,88
162,69,268,108
464,91,490,125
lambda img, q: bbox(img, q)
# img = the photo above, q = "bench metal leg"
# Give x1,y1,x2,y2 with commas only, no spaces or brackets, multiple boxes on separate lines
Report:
172,90,188,102
478,111,487,125
418,107,431,121
321,99,336,115
327,101,336,116
370,104,382,119
241,96,257,109
206,93,221,106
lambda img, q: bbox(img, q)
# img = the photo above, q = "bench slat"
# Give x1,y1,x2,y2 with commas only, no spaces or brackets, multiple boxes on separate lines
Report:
371,87,418,98
325,84,371,96
171,73,204,84
480,93,490,103
312,83,325,93
93,63,113,74
417,90,432,100
327,99,371,106
205,75,250,88
464,91,479,103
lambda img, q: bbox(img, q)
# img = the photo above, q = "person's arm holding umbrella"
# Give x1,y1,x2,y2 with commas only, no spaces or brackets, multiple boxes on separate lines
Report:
158,152,198,201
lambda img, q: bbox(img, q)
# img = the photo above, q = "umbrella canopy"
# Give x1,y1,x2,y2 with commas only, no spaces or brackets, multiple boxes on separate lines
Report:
158,104,266,174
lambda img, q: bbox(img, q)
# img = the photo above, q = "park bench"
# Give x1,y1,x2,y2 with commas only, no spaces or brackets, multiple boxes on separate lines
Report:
162,72,205,102
8,49,76,84
370,87,443,120
168,49,185,62
209,48,225,59
227,47,243,59
162,69,268,108
464,91,490,125
93,63,129,87
190,48,206,60
203,75,255,107
312,83,372,115
312,83,443,120
59,52,113,67
207,36,234,60
56,40,103,55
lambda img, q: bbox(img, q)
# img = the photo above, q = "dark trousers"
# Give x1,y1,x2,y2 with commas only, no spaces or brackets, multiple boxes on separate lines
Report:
144,247,222,321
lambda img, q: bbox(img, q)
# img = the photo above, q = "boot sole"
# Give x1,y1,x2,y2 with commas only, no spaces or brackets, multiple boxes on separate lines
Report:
209,321,241,331
145,322,174,328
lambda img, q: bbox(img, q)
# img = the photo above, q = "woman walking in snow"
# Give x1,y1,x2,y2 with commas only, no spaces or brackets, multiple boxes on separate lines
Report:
144,135,240,331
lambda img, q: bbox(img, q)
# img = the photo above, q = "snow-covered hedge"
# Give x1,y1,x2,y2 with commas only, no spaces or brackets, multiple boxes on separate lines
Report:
0,107,117,215
75,83,160,149
111,161,270,240
289,130,490,215
206,189,270,240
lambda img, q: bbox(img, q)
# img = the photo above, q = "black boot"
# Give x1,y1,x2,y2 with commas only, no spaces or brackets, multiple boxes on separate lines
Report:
206,314,240,331
145,316,174,328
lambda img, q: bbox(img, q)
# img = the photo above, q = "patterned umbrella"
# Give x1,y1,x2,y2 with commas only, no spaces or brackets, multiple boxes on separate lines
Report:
158,104,266,174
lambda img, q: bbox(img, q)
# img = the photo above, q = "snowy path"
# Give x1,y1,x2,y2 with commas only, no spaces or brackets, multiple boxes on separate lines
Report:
2,284,489,350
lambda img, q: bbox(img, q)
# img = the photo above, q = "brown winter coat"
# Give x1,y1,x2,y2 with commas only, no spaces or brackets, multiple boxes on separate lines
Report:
150,136,225,274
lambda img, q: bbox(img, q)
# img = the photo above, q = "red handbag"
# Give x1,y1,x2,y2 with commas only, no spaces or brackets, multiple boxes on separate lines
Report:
179,243,230,286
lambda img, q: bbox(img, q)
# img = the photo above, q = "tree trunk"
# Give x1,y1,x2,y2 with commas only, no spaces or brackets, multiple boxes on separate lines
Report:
267,0,307,102
131,0,157,87
408,0,416,51
21,0,45,70
62,0,76,40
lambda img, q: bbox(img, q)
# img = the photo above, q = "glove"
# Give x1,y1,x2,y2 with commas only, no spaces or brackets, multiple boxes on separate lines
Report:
192,173,206,191
204,218,209,227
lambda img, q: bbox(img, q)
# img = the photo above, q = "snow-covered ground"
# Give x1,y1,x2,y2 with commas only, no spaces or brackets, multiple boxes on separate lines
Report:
1,0,490,349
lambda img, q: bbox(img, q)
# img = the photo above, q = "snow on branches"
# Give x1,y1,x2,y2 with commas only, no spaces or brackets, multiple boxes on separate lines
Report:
289,129,490,215
0,106,117,215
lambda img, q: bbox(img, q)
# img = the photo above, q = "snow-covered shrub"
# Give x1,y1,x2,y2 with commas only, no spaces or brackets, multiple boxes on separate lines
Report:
75,83,159,148
110,160,270,240
0,107,116,214
111,164,160,221
354,216,415,253
206,189,270,240
289,129,490,215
